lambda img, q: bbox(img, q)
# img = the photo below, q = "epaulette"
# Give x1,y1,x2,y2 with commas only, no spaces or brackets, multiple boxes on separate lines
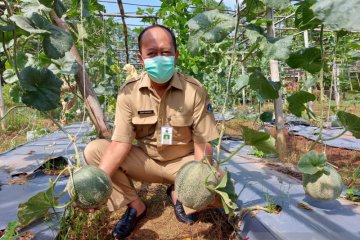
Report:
183,74,203,87
119,75,141,90
182,74,206,92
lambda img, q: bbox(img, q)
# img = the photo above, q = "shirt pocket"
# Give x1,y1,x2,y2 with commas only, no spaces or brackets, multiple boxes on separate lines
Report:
132,115,158,139
169,115,193,143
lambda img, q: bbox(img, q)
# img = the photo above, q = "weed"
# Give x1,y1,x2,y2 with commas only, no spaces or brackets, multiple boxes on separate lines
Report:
345,188,360,202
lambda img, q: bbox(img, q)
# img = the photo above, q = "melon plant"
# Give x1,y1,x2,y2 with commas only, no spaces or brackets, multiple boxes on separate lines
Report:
175,161,221,210
298,150,343,201
68,165,112,209
175,160,238,213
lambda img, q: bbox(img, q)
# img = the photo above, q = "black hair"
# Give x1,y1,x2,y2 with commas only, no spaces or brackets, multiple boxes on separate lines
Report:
138,24,177,53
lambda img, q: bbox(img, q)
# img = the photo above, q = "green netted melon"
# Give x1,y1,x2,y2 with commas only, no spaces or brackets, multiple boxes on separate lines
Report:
303,166,343,201
175,161,221,210
68,165,112,208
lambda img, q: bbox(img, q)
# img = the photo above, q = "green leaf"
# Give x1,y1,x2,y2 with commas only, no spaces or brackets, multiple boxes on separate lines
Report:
286,47,322,74
235,74,249,91
3,69,18,84
19,67,63,111
260,36,293,60
287,91,316,117
312,0,360,32
17,187,57,226
187,10,235,54
39,0,54,8
54,0,67,18
214,171,238,214
260,111,273,122
241,126,277,154
10,84,23,103
260,0,290,10
245,24,292,60
48,52,79,75
21,0,52,15
249,69,279,100
298,150,327,175
43,25,74,59
243,0,265,21
9,15,50,34
0,19,16,32
294,0,322,30
337,111,360,139
28,12,52,30
2,220,18,240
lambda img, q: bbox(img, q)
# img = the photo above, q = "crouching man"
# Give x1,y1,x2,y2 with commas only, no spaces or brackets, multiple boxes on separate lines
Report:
84,24,219,239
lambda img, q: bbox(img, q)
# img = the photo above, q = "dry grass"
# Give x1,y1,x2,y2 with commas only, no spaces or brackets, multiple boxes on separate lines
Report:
59,183,238,240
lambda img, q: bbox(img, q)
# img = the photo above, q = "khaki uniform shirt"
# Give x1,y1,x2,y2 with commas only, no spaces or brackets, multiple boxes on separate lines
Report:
111,71,219,161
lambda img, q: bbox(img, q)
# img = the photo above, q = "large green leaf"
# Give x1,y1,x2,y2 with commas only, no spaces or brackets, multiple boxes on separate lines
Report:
260,36,293,60
298,150,327,175
17,187,57,226
249,69,279,100
234,74,249,91
21,0,52,15
3,69,18,84
286,47,322,74
54,0,67,18
214,171,238,214
260,0,290,10
243,0,265,21
28,12,52,30
241,126,277,154
187,10,235,54
245,24,292,60
287,91,316,117
294,0,322,30
43,25,74,59
312,0,360,32
19,67,63,111
337,111,360,139
48,52,79,75
39,0,54,7
9,15,49,34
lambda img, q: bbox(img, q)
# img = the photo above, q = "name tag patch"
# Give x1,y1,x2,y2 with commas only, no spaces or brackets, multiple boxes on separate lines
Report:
138,110,154,115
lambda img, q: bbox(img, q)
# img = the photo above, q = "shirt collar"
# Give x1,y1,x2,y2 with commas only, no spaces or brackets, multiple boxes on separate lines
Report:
138,71,183,91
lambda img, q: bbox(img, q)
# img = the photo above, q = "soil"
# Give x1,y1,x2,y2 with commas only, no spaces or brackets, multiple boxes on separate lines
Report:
224,119,360,188
59,183,239,240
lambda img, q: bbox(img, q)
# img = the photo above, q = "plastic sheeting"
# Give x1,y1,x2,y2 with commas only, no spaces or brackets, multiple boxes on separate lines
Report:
219,139,360,240
289,125,360,151
0,123,93,238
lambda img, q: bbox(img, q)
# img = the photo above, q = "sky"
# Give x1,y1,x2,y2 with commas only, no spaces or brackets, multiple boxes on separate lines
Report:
100,0,236,28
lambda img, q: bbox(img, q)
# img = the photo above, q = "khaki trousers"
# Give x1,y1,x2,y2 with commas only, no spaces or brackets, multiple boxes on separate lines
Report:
83,139,195,212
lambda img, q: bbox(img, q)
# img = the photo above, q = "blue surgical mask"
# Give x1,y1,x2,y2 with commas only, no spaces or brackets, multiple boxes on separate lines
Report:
144,56,175,84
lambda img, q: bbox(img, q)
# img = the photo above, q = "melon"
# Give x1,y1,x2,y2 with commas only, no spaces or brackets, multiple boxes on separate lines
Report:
68,165,112,209
303,166,343,201
175,161,221,210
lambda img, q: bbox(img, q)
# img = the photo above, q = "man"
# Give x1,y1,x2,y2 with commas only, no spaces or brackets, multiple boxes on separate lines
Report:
84,24,219,239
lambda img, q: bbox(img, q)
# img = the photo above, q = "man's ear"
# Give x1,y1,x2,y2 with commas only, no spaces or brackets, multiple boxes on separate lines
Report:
174,50,179,63
137,52,144,66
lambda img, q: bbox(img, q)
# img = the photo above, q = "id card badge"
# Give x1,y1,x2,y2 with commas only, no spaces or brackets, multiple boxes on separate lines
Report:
161,126,173,145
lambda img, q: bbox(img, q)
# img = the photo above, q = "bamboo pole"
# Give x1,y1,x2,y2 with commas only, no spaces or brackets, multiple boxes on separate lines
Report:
266,8,287,160
50,11,112,139
116,0,129,63
0,77,6,130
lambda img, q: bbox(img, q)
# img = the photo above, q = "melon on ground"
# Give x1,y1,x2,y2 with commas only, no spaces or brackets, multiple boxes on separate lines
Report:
175,161,221,210
68,165,112,209
303,166,343,201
